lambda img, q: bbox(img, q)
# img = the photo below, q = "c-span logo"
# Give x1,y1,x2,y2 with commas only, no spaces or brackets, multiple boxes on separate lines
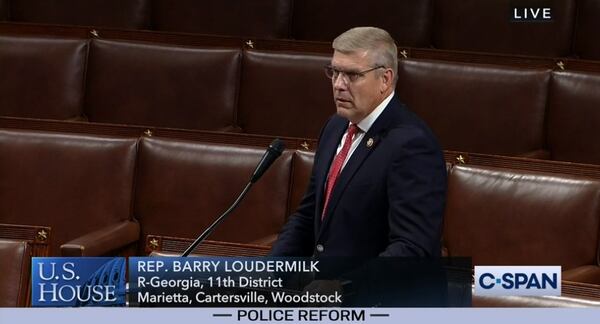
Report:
474,266,561,296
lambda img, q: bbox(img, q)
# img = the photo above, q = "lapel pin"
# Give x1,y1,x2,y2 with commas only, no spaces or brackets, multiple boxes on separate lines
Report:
366,138,374,147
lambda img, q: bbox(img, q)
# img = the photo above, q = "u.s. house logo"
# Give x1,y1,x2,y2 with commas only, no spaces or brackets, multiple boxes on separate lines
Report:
31,257,126,307
474,266,561,297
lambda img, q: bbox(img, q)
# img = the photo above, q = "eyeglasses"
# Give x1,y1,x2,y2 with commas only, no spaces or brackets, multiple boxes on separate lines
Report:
324,65,385,83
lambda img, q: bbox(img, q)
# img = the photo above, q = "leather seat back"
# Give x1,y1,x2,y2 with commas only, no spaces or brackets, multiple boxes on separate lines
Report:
444,164,600,270
135,137,293,244
0,129,138,255
397,60,550,155
547,70,600,164
0,36,87,120
238,50,332,138
85,40,241,131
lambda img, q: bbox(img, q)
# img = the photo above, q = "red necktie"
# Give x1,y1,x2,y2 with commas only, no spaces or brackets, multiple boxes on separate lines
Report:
322,124,358,219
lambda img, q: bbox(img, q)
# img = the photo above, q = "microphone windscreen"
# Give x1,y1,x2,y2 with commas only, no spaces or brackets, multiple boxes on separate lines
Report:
269,138,285,155
250,138,286,183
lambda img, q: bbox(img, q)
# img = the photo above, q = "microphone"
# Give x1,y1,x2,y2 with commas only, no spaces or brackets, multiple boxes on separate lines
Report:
250,139,285,183
181,139,286,257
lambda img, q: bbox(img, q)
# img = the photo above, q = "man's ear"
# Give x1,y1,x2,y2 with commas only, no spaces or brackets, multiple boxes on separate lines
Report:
380,69,394,93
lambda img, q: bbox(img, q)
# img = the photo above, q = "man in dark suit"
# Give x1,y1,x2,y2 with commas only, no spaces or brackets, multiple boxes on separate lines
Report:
270,27,447,257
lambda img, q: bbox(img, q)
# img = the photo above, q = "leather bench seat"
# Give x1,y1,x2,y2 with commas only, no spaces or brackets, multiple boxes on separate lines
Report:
444,164,600,285
84,39,241,131
547,70,600,164
3,33,600,165
0,129,140,256
0,35,87,120
1,123,600,306
134,136,294,247
238,50,332,138
397,59,550,157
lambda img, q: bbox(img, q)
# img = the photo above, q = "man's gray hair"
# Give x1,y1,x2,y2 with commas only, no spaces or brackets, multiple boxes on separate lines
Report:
332,27,398,81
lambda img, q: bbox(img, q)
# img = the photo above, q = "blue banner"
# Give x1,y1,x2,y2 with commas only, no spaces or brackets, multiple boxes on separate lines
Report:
31,257,126,307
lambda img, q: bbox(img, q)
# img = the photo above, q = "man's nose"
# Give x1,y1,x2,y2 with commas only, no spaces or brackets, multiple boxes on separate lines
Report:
333,74,347,90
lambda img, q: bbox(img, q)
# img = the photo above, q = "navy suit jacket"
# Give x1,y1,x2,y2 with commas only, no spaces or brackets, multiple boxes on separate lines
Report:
270,95,447,257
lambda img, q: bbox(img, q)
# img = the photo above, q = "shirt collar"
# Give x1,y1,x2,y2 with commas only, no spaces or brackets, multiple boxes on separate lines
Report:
355,91,395,133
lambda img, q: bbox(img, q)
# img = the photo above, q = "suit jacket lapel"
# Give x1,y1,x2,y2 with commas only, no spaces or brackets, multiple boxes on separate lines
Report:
317,131,381,239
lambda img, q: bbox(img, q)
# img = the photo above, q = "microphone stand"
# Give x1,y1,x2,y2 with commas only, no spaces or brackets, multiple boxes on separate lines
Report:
180,138,284,257
181,181,253,257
